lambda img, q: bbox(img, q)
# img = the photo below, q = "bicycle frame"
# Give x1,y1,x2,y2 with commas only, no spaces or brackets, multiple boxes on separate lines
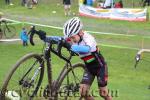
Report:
27,26,81,98
42,42,77,98
0,26,84,100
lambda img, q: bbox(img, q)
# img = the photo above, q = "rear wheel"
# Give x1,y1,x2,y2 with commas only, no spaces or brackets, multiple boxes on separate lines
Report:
55,63,85,100
0,53,44,100
4,25,16,38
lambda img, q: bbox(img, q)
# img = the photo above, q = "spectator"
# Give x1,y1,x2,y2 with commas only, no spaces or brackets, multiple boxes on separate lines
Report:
103,0,113,8
5,0,13,5
114,0,123,8
26,0,38,9
21,0,27,6
97,0,104,8
20,27,28,46
87,0,94,6
63,0,71,16
83,0,87,5
143,0,150,7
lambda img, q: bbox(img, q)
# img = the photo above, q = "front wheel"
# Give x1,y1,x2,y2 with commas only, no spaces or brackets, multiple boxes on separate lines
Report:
56,63,85,100
0,53,44,100
4,25,16,38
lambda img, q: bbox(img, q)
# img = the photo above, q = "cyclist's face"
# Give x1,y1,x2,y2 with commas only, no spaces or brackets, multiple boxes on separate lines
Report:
69,30,83,43
70,34,80,43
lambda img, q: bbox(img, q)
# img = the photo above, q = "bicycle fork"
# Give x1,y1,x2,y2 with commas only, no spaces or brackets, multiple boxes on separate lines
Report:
44,46,54,99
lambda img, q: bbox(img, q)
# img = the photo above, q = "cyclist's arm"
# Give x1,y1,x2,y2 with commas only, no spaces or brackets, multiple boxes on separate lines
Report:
45,36,90,54
71,45,90,54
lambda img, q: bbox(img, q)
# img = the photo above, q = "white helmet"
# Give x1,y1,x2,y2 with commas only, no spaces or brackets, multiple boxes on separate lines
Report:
63,17,83,38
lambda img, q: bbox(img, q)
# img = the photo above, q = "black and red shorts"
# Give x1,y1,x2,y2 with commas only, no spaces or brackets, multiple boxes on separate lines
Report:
81,52,108,87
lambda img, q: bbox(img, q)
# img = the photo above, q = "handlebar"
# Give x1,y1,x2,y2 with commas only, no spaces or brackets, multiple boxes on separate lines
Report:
29,26,77,62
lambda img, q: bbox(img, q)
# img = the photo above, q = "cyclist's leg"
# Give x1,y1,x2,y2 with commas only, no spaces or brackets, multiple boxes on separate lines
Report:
80,71,95,100
97,64,112,100
94,52,112,100
99,86,112,100
97,73,112,100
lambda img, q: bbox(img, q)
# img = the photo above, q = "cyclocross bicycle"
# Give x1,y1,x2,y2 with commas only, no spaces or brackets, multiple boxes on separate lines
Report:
0,26,85,100
0,19,16,39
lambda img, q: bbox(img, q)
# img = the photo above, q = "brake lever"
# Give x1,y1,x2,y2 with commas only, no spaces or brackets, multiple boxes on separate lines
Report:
29,25,36,46
30,33,35,46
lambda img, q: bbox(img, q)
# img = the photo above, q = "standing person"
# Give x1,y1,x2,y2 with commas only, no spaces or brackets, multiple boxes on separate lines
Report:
103,0,113,8
143,0,150,7
114,0,123,8
5,0,10,4
37,17,112,100
63,0,71,16
21,0,27,6
5,0,13,5
20,27,28,46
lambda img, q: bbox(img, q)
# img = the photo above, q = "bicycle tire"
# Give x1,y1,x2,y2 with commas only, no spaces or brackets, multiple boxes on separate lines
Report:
4,25,16,38
55,63,85,100
0,53,44,100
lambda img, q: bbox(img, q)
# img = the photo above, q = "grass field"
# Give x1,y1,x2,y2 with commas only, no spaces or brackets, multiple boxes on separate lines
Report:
0,0,150,100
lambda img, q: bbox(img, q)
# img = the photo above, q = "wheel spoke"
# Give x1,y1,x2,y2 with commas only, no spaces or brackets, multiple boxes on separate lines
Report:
57,63,85,99
1,53,44,99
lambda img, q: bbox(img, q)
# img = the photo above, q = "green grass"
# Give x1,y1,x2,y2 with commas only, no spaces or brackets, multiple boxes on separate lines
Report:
1,0,150,36
0,0,150,100
0,38,150,100
0,25,150,100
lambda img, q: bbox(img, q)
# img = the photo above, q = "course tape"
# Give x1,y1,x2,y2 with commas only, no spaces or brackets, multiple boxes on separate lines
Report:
7,18,150,38
1,18,147,50
5,18,137,37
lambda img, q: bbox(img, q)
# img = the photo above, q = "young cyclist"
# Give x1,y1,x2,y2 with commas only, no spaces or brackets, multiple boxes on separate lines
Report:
62,17,112,100
37,17,112,100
